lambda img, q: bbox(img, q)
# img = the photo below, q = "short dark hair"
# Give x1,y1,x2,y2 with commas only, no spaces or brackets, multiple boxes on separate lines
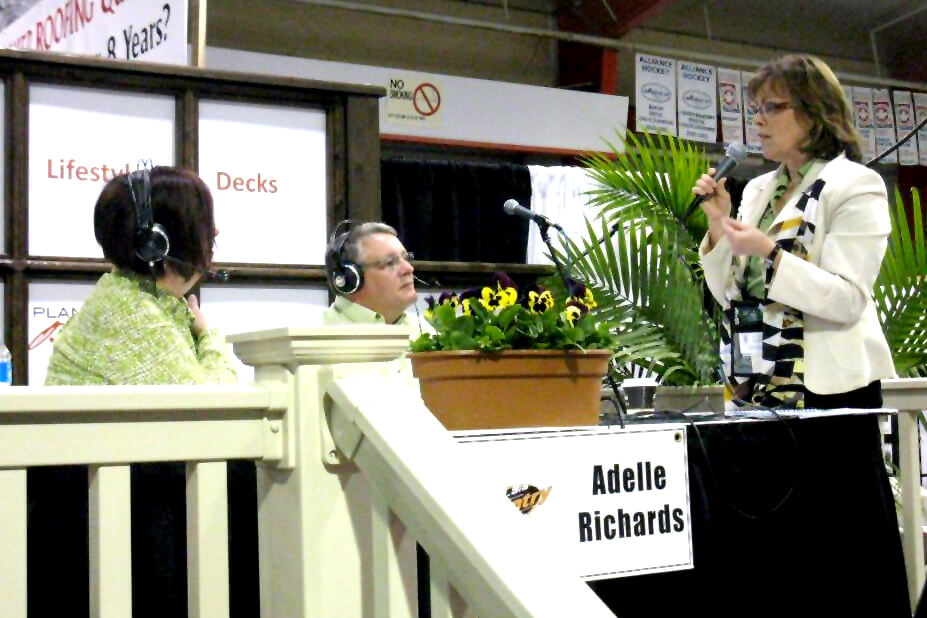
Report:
748,54,863,162
94,166,216,279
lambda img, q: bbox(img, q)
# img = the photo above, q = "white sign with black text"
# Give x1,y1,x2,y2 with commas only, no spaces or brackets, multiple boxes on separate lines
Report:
677,61,717,143
635,53,677,136
455,424,692,580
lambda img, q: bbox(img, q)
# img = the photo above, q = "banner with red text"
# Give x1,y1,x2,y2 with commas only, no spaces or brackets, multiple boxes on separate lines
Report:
0,0,187,64
28,84,175,258
197,100,328,265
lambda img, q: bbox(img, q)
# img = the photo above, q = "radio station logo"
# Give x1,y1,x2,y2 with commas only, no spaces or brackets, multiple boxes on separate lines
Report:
641,83,672,103
683,90,712,110
506,483,552,515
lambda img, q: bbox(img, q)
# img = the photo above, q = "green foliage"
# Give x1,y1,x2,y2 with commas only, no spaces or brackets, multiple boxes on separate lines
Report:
554,131,721,385
409,277,616,353
874,187,927,377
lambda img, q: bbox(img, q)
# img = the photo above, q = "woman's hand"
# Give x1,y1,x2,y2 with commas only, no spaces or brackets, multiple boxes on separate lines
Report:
693,168,732,249
720,218,777,257
693,168,732,221
186,294,209,337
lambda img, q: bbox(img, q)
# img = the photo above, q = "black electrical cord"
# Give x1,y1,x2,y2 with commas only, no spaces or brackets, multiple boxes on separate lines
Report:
656,396,802,521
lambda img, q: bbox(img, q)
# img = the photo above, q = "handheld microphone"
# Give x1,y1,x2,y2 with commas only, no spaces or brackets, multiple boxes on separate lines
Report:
684,142,748,220
163,255,230,282
503,199,565,233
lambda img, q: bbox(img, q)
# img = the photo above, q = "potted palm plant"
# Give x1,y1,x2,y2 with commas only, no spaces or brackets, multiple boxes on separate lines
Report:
550,131,721,391
409,272,616,430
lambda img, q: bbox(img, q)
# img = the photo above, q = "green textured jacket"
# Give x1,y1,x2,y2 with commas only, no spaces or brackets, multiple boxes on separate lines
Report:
45,270,237,385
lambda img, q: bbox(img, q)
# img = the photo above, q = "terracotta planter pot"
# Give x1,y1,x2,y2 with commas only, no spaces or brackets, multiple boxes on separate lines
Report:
408,349,613,430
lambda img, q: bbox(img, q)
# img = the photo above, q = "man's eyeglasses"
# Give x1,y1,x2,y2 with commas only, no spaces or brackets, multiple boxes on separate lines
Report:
361,252,414,271
753,100,792,118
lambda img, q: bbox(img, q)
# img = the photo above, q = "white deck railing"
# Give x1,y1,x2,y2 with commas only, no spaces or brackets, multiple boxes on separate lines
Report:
0,383,289,618
0,326,617,617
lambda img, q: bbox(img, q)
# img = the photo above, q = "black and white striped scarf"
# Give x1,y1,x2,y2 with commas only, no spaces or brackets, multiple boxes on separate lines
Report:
721,177,826,408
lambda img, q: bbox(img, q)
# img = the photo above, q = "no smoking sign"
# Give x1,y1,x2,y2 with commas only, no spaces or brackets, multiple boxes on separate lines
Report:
387,76,443,127
413,83,441,116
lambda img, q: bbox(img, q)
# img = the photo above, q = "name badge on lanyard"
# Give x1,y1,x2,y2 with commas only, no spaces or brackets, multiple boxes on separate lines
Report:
729,300,764,377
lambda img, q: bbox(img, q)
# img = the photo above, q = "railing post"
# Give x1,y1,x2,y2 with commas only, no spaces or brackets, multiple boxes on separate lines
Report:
187,461,230,618
229,326,414,618
0,469,26,618
89,465,132,618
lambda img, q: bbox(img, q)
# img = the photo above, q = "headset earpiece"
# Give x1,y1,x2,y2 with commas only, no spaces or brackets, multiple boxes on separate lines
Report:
325,220,364,295
127,168,169,265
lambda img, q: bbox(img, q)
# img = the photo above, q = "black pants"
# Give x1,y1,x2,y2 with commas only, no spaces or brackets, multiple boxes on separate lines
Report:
803,380,882,410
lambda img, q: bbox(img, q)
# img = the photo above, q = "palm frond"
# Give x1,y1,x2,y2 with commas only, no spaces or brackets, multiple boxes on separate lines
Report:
550,216,719,385
875,186,927,377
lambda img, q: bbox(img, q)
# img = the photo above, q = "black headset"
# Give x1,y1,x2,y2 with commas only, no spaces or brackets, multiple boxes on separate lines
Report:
325,219,364,295
126,167,170,265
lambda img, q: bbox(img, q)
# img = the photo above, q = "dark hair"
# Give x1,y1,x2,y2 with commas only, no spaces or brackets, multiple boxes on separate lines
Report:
748,54,863,162
94,166,215,279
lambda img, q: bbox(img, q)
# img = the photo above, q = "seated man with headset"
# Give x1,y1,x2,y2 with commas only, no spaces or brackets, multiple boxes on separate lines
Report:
324,220,431,334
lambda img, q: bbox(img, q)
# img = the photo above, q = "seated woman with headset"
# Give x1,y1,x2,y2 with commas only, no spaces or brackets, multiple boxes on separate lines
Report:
38,166,238,616
46,165,236,384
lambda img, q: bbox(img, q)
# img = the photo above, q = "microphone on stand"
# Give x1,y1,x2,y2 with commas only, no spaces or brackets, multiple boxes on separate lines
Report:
683,142,748,220
503,199,565,233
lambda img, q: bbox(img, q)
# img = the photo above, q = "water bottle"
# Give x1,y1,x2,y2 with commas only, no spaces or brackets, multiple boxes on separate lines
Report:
0,343,12,386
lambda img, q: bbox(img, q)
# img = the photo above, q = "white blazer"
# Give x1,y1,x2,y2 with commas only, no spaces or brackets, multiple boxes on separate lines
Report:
700,154,896,395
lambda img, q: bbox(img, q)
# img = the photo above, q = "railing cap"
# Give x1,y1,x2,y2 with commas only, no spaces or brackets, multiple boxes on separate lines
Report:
228,325,413,367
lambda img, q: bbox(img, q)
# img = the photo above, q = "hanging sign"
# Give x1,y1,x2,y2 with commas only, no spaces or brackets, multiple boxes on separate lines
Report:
677,61,717,143
635,53,677,136
717,67,744,146
741,72,762,155
873,88,898,164
852,86,877,163
913,92,927,166
892,90,918,166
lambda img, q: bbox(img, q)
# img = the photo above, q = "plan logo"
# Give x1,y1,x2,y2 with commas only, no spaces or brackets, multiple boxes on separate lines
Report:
506,484,552,515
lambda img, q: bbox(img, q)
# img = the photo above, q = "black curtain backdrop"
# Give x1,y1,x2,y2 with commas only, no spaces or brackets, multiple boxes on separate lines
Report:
381,159,532,263
589,413,910,618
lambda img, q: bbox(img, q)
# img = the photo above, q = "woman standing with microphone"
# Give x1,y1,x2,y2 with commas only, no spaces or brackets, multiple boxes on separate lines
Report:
693,54,895,409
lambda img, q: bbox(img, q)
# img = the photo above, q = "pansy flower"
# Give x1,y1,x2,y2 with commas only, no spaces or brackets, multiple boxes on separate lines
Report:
479,272,518,311
521,285,554,314
563,304,583,326
459,287,481,315
567,278,598,310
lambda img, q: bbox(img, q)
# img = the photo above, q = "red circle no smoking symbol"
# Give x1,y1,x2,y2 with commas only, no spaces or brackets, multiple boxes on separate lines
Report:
413,83,441,117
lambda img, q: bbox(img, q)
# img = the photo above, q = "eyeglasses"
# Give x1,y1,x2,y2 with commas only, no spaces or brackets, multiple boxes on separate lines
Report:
753,100,792,118
360,251,414,271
